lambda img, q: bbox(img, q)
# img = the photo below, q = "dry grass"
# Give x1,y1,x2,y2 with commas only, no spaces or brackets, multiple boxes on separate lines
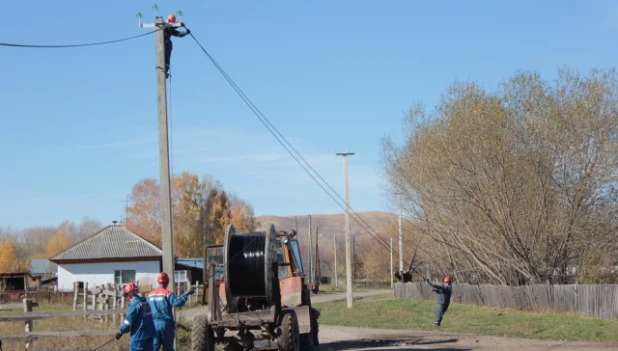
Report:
1,301,130,351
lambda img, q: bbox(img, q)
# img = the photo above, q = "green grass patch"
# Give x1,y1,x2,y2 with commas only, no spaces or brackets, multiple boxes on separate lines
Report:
313,294,618,344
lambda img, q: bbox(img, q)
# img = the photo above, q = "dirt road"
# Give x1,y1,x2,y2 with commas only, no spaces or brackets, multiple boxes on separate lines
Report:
176,289,391,323
317,325,618,351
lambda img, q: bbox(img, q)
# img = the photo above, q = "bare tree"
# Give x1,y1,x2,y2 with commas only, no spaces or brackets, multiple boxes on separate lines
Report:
382,68,618,285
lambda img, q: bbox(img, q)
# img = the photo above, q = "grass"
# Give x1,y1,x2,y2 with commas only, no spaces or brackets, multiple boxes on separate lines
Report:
313,294,618,344
0,301,131,351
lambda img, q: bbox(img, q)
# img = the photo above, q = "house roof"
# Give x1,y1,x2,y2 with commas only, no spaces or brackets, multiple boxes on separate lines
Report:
50,225,162,262
30,259,57,275
176,258,203,269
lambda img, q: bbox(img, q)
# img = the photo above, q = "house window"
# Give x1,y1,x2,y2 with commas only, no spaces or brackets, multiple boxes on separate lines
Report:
114,270,136,284
174,270,188,283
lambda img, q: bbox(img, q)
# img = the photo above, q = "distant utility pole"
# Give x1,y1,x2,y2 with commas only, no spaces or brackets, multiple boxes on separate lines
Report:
390,237,394,288
119,195,129,224
398,192,403,272
336,150,354,309
308,214,313,284
334,235,338,287
315,226,320,283
139,15,183,289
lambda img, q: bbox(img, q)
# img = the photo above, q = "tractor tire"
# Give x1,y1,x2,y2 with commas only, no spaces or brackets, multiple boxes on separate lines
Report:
192,314,215,351
311,307,320,345
299,325,314,351
278,311,300,351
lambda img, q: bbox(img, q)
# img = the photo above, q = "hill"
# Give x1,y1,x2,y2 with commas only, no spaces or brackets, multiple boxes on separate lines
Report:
255,211,397,240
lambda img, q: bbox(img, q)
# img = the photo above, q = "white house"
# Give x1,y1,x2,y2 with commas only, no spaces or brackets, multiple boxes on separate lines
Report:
50,224,163,292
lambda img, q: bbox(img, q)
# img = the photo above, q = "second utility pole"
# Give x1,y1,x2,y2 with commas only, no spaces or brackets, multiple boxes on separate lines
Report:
336,150,354,309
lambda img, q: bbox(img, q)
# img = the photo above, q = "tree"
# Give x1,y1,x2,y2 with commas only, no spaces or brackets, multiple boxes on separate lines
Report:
382,68,618,285
0,238,18,272
44,231,69,258
125,172,257,257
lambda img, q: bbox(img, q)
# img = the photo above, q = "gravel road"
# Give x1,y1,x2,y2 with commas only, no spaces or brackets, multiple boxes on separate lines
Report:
317,325,618,350
178,289,618,350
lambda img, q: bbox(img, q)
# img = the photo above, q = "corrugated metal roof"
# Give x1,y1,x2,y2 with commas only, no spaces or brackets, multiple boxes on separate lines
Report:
176,258,203,269
30,259,57,275
50,225,162,261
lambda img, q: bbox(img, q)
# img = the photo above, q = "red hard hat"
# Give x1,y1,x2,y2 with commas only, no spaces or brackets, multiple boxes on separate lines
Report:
157,272,170,285
123,282,137,295
444,276,452,284
167,14,176,23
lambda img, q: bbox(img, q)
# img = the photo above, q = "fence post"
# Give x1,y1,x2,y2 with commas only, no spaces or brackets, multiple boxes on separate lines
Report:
23,298,33,350
113,284,118,325
72,281,78,311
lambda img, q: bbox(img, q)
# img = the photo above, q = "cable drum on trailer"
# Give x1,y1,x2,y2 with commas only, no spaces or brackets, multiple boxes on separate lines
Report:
223,224,278,310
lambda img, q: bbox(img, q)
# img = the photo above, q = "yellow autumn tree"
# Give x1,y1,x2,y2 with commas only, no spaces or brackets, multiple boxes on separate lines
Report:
43,230,69,258
0,238,19,272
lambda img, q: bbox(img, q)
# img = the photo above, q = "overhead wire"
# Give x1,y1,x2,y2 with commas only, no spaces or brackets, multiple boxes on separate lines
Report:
0,29,160,48
188,33,400,260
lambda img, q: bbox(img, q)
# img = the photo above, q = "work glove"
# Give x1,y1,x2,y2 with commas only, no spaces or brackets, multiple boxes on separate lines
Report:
115,332,122,340
187,288,196,295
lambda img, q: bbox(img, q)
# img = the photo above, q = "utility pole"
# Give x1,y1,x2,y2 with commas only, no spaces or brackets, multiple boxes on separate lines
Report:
140,12,183,351
390,237,394,288
336,150,354,308
397,192,403,272
308,214,313,285
333,235,338,287
315,226,320,284
295,216,298,233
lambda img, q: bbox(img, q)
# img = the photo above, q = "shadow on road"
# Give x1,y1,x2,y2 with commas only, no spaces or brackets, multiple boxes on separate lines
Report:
318,337,471,351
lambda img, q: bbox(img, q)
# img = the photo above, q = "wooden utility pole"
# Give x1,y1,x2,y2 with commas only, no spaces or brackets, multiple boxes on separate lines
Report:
140,16,181,287
140,13,182,349
315,226,320,283
308,214,313,284
336,150,354,308
334,235,338,287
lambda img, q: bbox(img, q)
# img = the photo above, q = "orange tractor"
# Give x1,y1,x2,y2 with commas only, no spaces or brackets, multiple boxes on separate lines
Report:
192,224,319,351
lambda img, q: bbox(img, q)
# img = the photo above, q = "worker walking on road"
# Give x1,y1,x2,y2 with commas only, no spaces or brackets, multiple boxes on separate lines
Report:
147,272,195,351
116,282,156,351
163,14,190,78
426,275,453,327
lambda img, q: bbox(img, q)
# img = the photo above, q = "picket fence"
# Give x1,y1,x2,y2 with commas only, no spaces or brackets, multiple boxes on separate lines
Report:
394,281,618,320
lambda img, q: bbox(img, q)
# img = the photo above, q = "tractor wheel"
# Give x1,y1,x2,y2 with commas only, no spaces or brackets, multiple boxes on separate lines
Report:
311,308,320,345
278,311,300,351
299,325,314,351
192,314,215,351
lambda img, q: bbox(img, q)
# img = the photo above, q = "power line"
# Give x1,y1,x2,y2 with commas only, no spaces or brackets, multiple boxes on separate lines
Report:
0,30,160,49
188,33,399,260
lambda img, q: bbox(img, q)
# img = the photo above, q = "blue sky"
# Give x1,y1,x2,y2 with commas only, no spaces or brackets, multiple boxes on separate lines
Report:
2,0,617,230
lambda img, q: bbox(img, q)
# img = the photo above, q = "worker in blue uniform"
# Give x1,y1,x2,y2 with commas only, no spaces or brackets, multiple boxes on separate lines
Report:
147,272,195,351
116,282,156,351
163,14,190,78
426,275,453,327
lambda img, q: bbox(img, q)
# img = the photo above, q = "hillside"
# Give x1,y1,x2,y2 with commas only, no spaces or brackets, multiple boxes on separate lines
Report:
255,211,397,240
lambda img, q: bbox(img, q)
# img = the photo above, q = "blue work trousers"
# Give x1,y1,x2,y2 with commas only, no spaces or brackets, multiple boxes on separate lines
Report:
130,337,154,351
153,320,176,351
434,303,449,325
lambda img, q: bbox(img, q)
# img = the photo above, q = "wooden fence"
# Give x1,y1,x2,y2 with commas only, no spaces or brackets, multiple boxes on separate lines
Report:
394,281,618,320
0,298,126,350
0,280,205,350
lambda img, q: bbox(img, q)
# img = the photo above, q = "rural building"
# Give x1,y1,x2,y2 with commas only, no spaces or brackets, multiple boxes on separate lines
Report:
29,259,58,289
175,258,204,284
50,224,164,292
49,224,205,292
0,272,36,302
